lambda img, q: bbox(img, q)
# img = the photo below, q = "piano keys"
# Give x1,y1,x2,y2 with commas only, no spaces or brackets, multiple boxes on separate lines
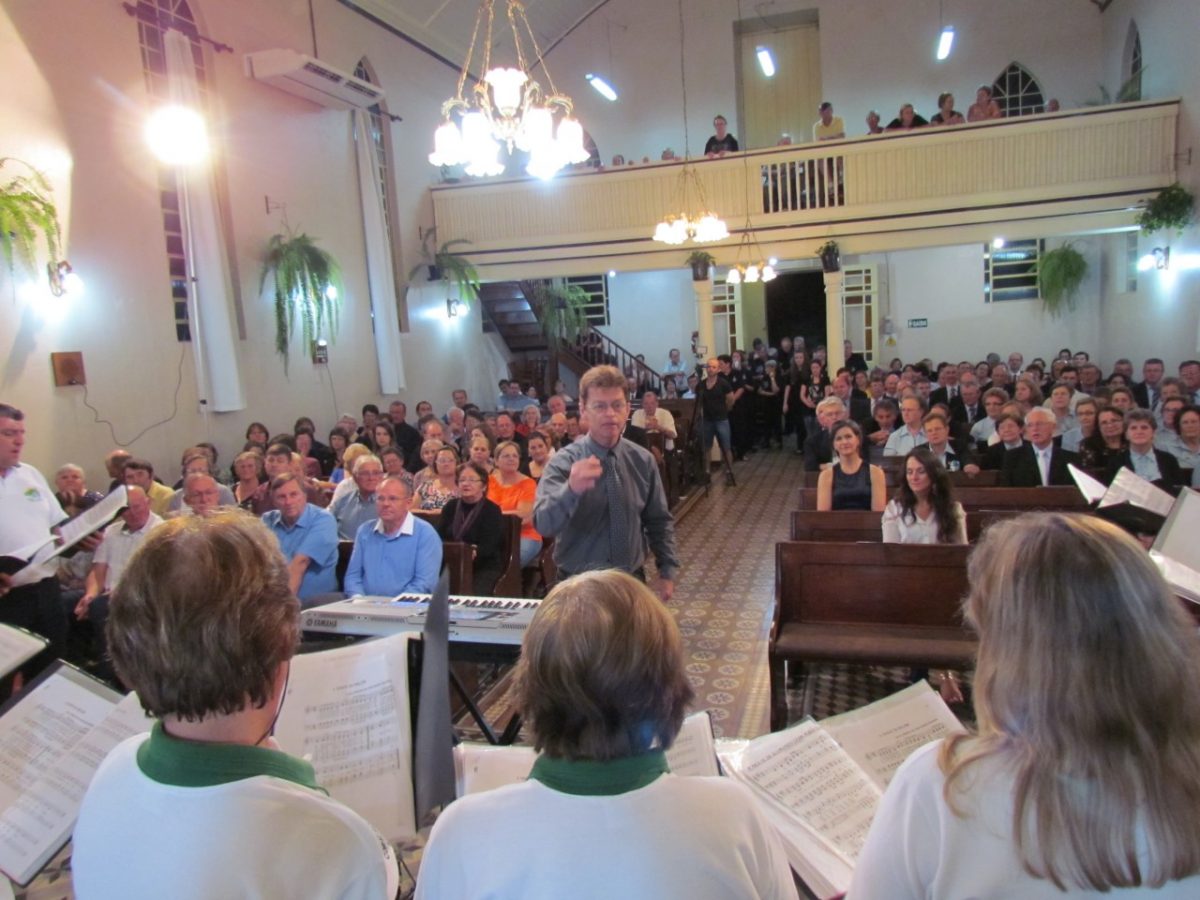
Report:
300,593,542,646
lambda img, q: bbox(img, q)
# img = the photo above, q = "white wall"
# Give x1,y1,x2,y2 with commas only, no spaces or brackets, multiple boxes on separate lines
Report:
603,269,698,367
858,241,1101,365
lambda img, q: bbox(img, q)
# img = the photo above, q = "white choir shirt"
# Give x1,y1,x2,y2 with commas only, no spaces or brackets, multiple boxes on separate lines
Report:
850,741,1200,899
93,513,164,591
0,463,66,556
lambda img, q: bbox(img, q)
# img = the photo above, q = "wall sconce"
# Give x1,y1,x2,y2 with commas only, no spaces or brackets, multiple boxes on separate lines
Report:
1153,246,1170,270
47,260,83,298
446,298,461,318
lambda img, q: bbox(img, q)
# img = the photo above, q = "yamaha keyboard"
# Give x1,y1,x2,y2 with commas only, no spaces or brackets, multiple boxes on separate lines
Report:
300,593,541,646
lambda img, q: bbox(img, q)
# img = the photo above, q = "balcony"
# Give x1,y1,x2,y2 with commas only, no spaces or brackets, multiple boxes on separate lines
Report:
430,99,1180,278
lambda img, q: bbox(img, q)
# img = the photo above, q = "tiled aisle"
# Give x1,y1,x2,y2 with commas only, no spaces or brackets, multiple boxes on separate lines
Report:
667,447,801,738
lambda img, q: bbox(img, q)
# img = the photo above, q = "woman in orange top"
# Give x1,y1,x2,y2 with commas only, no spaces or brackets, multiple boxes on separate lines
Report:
489,441,542,566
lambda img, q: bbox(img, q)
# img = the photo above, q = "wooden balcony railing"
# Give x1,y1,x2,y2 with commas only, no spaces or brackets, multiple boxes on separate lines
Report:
430,99,1179,278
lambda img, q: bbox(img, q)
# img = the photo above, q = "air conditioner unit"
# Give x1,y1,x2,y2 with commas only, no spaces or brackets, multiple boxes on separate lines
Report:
244,49,385,110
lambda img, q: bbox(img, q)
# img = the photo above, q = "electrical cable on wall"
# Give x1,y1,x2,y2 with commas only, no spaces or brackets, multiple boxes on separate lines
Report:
77,345,186,447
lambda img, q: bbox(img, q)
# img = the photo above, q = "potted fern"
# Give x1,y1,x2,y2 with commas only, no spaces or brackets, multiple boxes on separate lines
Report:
531,281,589,343
686,250,716,281
409,227,481,307
816,240,840,273
1038,243,1087,318
0,158,63,277
1136,182,1195,237
260,231,342,373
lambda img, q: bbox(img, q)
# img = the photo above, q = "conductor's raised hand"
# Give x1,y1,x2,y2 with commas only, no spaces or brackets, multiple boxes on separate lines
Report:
568,456,605,495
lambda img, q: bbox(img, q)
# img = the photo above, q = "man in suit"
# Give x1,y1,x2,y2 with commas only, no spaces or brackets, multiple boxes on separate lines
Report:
919,411,979,475
1105,409,1186,491
928,363,960,408
1131,357,1165,411
803,397,844,471
1000,407,1078,486
830,373,871,426
947,373,983,430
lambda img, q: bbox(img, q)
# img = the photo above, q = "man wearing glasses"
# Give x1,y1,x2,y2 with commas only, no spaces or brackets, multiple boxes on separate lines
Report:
534,366,679,601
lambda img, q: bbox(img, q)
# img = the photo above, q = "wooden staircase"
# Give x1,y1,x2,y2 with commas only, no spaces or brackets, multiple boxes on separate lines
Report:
478,282,546,352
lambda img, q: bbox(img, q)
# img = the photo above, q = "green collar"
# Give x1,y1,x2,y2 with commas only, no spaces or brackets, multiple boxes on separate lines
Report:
137,721,326,794
529,750,668,796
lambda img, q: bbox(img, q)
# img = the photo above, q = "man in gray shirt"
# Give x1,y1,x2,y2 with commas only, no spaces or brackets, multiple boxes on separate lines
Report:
534,365,679,601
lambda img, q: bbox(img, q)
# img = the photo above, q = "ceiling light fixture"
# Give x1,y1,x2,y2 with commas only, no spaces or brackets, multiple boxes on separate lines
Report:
936,26,954,60
586,73,618,101
756,46,775,78
652,0,727,245
428,0,589,180
725,228,777,285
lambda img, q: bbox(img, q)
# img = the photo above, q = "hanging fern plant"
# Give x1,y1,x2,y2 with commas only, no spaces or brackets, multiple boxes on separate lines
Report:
1136,182,1195,237
260,231,342,373
0,158,63,277
529,281,589,343
1038,243,1087,318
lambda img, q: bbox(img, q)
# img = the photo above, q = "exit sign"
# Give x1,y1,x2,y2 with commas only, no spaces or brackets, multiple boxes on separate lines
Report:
907,318,928,328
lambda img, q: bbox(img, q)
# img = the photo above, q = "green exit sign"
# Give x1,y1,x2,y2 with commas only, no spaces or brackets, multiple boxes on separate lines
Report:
907,318,928,328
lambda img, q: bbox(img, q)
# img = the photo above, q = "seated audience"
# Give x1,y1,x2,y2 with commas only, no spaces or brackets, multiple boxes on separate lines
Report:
329,443,372,505
1058,396,1095,453
804,396,845,471
379,445,413,489
231,450,265,508
516,404,543,439
1109,386,1136,414
326,427,351,482
54,464,102,517
249,443,321,515
851,514,1200,898
262,473,339,605
73,511,399,898
813,101,846,141
437,462,505,595
414,445,460,511
412,438,443,492
329,454,382,540
468,435,495,474
886,103,928,130
884,395,927,457
631,391,677,452
343,476,441,597
966,83,1003,121
167,451,235,513
244,421,270,451
704,114,739,157
1158,403,1200,471
526,430,554,481
999,408,1078,486
179,473,222,517
1079,406,1127,469
882,448,967,544
1012,376,1044,413
817,419,886,511
122,458,174,517
417,570,793,899
1105,409,1186,490
489,441,543,566
865,109,884,135
1045,381,1077,434
920,411,979,474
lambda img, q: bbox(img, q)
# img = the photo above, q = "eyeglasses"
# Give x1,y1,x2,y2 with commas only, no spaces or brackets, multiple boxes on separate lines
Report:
458,478,484,486
587,401,627,415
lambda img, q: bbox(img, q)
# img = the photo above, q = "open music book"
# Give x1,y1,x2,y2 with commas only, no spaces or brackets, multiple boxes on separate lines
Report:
0,487,128,588
1151,487,1200,604
274,634,416,842
718,682,965,899
453,711,719,796
0,663,151,886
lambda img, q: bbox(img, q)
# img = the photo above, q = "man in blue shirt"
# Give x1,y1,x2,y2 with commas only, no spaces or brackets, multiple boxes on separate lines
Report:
262,473,339,606
343,477,442,597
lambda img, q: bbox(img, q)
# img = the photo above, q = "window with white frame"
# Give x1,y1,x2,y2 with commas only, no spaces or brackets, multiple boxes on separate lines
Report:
984,239,1042,302
992,62,1046,117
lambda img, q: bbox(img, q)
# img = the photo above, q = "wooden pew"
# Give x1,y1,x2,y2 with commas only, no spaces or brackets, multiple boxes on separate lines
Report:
799,469,1000,489
335,537,474,594
788,507,1037,544
770,541,974,730
796,484,1086,511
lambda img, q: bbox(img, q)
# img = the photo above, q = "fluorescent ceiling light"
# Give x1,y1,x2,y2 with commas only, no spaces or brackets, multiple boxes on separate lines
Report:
586,73,618,101
936,26,954,61
756,46,775,78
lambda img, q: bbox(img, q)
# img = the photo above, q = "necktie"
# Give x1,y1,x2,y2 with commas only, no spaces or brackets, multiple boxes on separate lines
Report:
1038,448,1051,485
605,452,631,570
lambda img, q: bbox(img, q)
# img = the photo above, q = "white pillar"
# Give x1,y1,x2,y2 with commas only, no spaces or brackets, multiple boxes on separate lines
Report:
692,279,715,360
823,269,845,372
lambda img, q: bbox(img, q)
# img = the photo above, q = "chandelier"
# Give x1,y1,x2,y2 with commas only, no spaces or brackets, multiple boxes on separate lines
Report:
651,0,727,245
725,223,777,284
427,0,589,180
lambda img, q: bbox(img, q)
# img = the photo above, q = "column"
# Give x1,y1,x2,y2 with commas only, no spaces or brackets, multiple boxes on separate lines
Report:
692,279,715,361
823,269,845,372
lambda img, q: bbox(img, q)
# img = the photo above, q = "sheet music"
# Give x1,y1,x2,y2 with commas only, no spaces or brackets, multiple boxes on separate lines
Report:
0,669,118,813
1100,467,1174,516
1152,490,1200,601
820,682,965,789
7,489,129,589
0,627,47,682
737,718,881,865
0,693,150,884
274,635,416,842
454,745,535,797
1068,463,1108,504
664,711,719,777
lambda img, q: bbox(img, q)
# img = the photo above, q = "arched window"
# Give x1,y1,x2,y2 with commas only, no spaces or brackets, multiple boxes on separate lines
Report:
354,59,407,331
132,0,207,341
992,62,1045,118
1123,22,1143,101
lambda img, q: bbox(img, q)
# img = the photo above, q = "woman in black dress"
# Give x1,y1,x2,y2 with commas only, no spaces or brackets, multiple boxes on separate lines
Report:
437,461,504,595
816,419,886,511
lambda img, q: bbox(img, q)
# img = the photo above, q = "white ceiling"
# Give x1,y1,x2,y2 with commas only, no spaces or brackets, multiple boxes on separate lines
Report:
347,0,607,74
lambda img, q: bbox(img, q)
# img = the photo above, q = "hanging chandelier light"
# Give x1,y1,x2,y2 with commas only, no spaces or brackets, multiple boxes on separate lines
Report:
725,224,777,284
651,0,727,244
428,0,590,180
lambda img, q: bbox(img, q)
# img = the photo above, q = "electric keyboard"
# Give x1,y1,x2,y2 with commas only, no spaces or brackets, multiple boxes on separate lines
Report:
300,593,542,646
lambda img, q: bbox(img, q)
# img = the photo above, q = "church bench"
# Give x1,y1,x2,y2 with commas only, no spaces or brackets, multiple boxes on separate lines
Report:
770,541,974,731
795,484,1086,511
788,508,1033,543
798,468,999,489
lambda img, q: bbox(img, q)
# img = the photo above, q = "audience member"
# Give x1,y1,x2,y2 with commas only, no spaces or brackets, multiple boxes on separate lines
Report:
804,397,846,471
852,514,1200,898
232,450,266,507
884,395,927,457
999,408,1077,486
929,92,964,125
329,454,382,540
1105,409,1186,490
343,477,441,596
54,463,103,517
414,445,460,511
73,511,399,897
886,103,928,130
417,569,792,899
813,101,845,141
1079,406,1127,469
966,83,1003,121
882,447,966,545
1159,403,1200,471
817,420,885,511
696,358,737,486
262,473,339,604
437,461,505,595
1058,396,1096,453
526,431,554,480
704,114,739,157
123,458,174,517
865,110,884,135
